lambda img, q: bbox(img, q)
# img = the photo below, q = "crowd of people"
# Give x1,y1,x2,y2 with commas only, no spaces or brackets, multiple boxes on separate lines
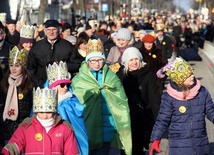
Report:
0,9,214,155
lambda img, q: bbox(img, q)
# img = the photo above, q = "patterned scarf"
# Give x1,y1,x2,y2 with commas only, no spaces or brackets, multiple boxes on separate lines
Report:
3,74,23,121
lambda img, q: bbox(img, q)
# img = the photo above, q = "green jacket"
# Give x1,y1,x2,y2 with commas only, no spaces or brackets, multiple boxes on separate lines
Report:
72,62,132,155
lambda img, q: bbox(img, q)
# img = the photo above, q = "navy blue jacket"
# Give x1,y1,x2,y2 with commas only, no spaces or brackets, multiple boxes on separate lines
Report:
151,83,214,155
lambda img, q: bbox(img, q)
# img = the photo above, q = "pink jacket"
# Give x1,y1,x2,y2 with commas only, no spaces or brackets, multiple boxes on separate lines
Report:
1,116,79,155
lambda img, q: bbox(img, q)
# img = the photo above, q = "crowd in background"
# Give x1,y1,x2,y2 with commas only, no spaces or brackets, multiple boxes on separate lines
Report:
0,9,214,155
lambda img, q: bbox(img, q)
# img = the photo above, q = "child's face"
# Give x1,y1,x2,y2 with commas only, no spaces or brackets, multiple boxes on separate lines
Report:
55,83,70,95
37,112,54,120
183,74,195,87
9,64,22,77
88,57,104,71
22,42,33,51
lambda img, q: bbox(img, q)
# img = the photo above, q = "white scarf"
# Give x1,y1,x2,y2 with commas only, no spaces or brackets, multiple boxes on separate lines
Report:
78,49,86,57
37,115,55,133
58,91,72,103
3,74,23,121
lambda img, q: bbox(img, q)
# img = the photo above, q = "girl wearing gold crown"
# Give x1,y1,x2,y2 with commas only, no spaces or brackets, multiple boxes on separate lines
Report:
45,61,88,155
0,46,33,147
149,57,214,155
1,87,79,155
72,39,132,155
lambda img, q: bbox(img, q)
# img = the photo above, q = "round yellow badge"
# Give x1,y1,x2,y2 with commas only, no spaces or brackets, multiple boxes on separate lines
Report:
1,64,5,69
179,106,186,113
162,42,166,45
152,54,156,58
35,133,43,141
18,93,24,100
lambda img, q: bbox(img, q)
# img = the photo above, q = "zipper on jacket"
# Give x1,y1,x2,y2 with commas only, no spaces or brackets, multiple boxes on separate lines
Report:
95,71,98,80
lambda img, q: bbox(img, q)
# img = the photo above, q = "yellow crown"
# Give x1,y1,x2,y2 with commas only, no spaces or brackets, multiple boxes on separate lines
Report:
149,31,157,39
33,87,57,113
164,57,194,86
86,39,104,57
134,31,140,38
20,25,35,39
0,13,6,23
46,61,70,88
9,46,28,66
156,23,165,31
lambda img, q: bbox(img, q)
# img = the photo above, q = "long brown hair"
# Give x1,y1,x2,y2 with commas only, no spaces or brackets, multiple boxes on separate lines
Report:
1,67,34,94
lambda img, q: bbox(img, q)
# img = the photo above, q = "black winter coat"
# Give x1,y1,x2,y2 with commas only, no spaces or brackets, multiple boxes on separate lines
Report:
27,37,76,87
117,65,161,118
0,86,33,144
156,34,173,59
117,65,161,153
0,41,14,80
69,48,85,77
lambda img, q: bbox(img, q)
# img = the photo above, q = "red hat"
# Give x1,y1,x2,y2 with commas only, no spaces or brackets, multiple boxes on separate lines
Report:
142,34,156,43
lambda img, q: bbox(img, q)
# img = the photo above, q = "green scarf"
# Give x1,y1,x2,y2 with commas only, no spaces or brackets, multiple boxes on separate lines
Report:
72,61,132,155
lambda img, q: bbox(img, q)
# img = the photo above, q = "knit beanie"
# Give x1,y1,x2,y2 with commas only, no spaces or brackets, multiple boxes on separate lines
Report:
142,34,156,43
122,47,146,66
116,28,131,41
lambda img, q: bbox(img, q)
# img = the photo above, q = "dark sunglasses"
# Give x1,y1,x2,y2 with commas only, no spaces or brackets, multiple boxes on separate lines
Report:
60,83,70,88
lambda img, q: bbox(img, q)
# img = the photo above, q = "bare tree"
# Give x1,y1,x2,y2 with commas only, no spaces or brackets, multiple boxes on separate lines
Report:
37,0,48,25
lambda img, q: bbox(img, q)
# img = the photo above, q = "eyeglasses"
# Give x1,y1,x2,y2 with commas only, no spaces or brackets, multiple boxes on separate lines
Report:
60,83,70,88
89,59,104,64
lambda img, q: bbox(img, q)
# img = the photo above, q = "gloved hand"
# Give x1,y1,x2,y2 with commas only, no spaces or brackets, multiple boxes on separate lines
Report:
149,140,162,155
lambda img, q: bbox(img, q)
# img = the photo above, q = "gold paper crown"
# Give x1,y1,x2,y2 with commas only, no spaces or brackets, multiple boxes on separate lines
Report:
156,23,165,31
46,61,70,88
20,25,35,39
9,46,28,66
134,31,140,38
0,13,6,23
164,57,194,86
86,39,104,57
33,87,57,113
149,31,157,39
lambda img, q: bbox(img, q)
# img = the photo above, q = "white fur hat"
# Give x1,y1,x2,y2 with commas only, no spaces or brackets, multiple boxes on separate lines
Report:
122,47,146,66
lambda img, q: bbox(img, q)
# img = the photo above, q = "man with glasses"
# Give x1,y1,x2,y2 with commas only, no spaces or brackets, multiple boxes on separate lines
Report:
0,21,14,81
27,19,76,88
